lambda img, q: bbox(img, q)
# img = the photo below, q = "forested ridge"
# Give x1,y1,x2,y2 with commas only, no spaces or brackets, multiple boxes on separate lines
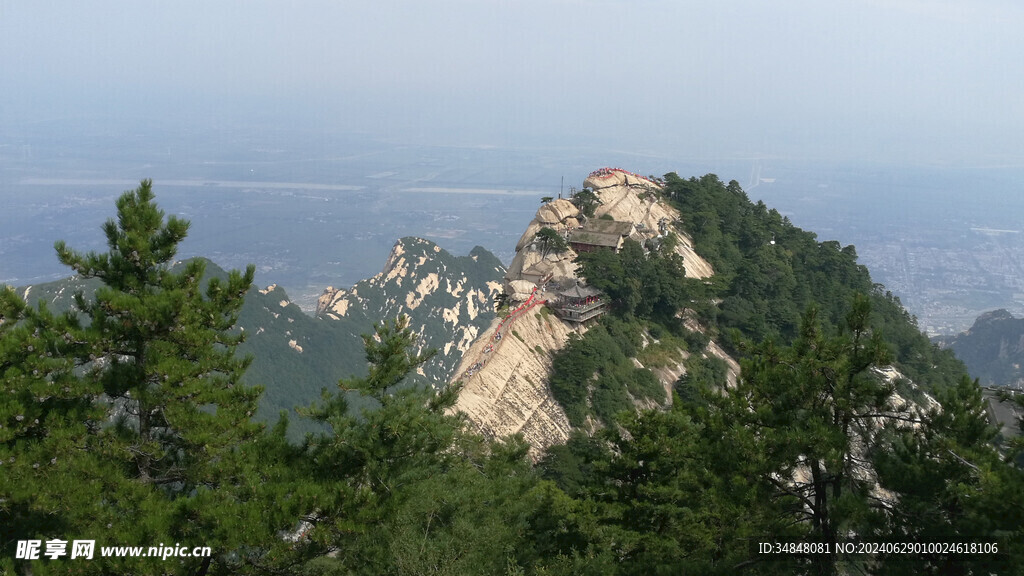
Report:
935,309,1024,389
3,178,1023,575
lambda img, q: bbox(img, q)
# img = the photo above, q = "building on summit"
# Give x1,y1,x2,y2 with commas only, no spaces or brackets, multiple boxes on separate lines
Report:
567,219,634,254
552,282,606,323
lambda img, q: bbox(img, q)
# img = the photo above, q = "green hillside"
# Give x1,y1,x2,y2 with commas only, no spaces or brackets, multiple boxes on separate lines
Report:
16,242,504,438
662,172,968,394
935,309,1024,388
4,177,1022,575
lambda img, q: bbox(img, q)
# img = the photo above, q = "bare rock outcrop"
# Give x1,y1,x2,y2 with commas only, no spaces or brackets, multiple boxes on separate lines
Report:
454,311,578,457
585,169,714,279
535,198,580,224
316,237,505,383
454,168,718,455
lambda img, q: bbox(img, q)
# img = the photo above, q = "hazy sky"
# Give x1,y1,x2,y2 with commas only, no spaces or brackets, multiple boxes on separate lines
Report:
2,0,1022,164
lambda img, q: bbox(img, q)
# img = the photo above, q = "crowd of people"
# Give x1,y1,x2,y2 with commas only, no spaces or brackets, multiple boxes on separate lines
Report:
565,295,601,308
462,288,545,380
587,167,665,187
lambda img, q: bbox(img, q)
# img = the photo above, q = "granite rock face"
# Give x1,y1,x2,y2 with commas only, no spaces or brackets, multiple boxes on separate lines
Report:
584,169,714,279
316,237,505,383
454,170,717,456
454,310,578,456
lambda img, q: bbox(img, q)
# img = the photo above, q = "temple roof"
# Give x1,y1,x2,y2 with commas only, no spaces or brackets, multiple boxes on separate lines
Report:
568,230,621,248
522,260,555,276
557,284,602,299
581,219,634,236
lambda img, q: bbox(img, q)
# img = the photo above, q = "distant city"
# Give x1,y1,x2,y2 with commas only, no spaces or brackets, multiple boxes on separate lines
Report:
3,122,1023,335
747,162,1024,335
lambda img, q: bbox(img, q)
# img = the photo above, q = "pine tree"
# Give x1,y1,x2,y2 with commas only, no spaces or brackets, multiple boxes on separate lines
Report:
275,317,539,575
0,286,100,575
534,227,568,257
873,375,1024,574
7,180,270,575
288,317,455,568
570,187,601,218
729,296,895,575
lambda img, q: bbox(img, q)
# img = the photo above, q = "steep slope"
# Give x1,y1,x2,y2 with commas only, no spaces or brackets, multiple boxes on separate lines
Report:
15,242,505,438
455,302,578,454
316,237,505,384
453,169,715,454
584,168,713,278
936,309,1024,389
236,282,365,435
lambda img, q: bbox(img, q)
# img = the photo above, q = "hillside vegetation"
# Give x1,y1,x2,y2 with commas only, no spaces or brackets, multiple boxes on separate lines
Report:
662,173,967,392
3,178,1023,575
936,309,1024,388
16,239,504,440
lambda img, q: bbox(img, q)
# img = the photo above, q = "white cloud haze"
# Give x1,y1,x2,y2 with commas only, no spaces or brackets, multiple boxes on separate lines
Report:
2,0,1021,163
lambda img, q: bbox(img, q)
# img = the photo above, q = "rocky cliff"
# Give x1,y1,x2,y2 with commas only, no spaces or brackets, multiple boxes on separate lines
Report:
935,309,1024,389
584,169,714,279
316,237,505,383
453,169,716,455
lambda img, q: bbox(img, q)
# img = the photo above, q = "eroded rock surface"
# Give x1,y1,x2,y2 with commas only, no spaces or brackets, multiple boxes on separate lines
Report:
316,237,505,383
454,169,717,455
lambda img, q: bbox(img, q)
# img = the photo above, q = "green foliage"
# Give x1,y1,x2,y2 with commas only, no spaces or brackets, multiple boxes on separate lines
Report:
494,290,510,310
548,334,597,426
575,238,697,323
682,325,710,351
234,281,366,439
56,181,260,482
872,375,1024,574
572,248,629,310
663,173,968,394
634,328,686,368
549,320,663,427
570,187,601,218
534,226,568,256
278,317,542,575
529,406,792,575
1,286,99,564
675,354,729,406
536,431,606,496
721,299,901,574
3,181,282,575
549,232,700,430
602,315,642,358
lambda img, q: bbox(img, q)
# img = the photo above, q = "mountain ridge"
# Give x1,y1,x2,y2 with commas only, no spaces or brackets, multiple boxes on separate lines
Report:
936,308,1024,389
452,169,719,455
13,239,505,437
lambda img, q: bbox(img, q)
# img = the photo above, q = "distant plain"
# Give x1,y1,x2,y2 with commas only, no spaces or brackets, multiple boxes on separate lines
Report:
3,119,1023,333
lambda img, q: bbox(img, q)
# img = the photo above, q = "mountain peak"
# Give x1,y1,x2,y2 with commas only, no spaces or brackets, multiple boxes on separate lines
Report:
453,169,716,456
315,238,504,383
382,237,443,276
971,308,1015,331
